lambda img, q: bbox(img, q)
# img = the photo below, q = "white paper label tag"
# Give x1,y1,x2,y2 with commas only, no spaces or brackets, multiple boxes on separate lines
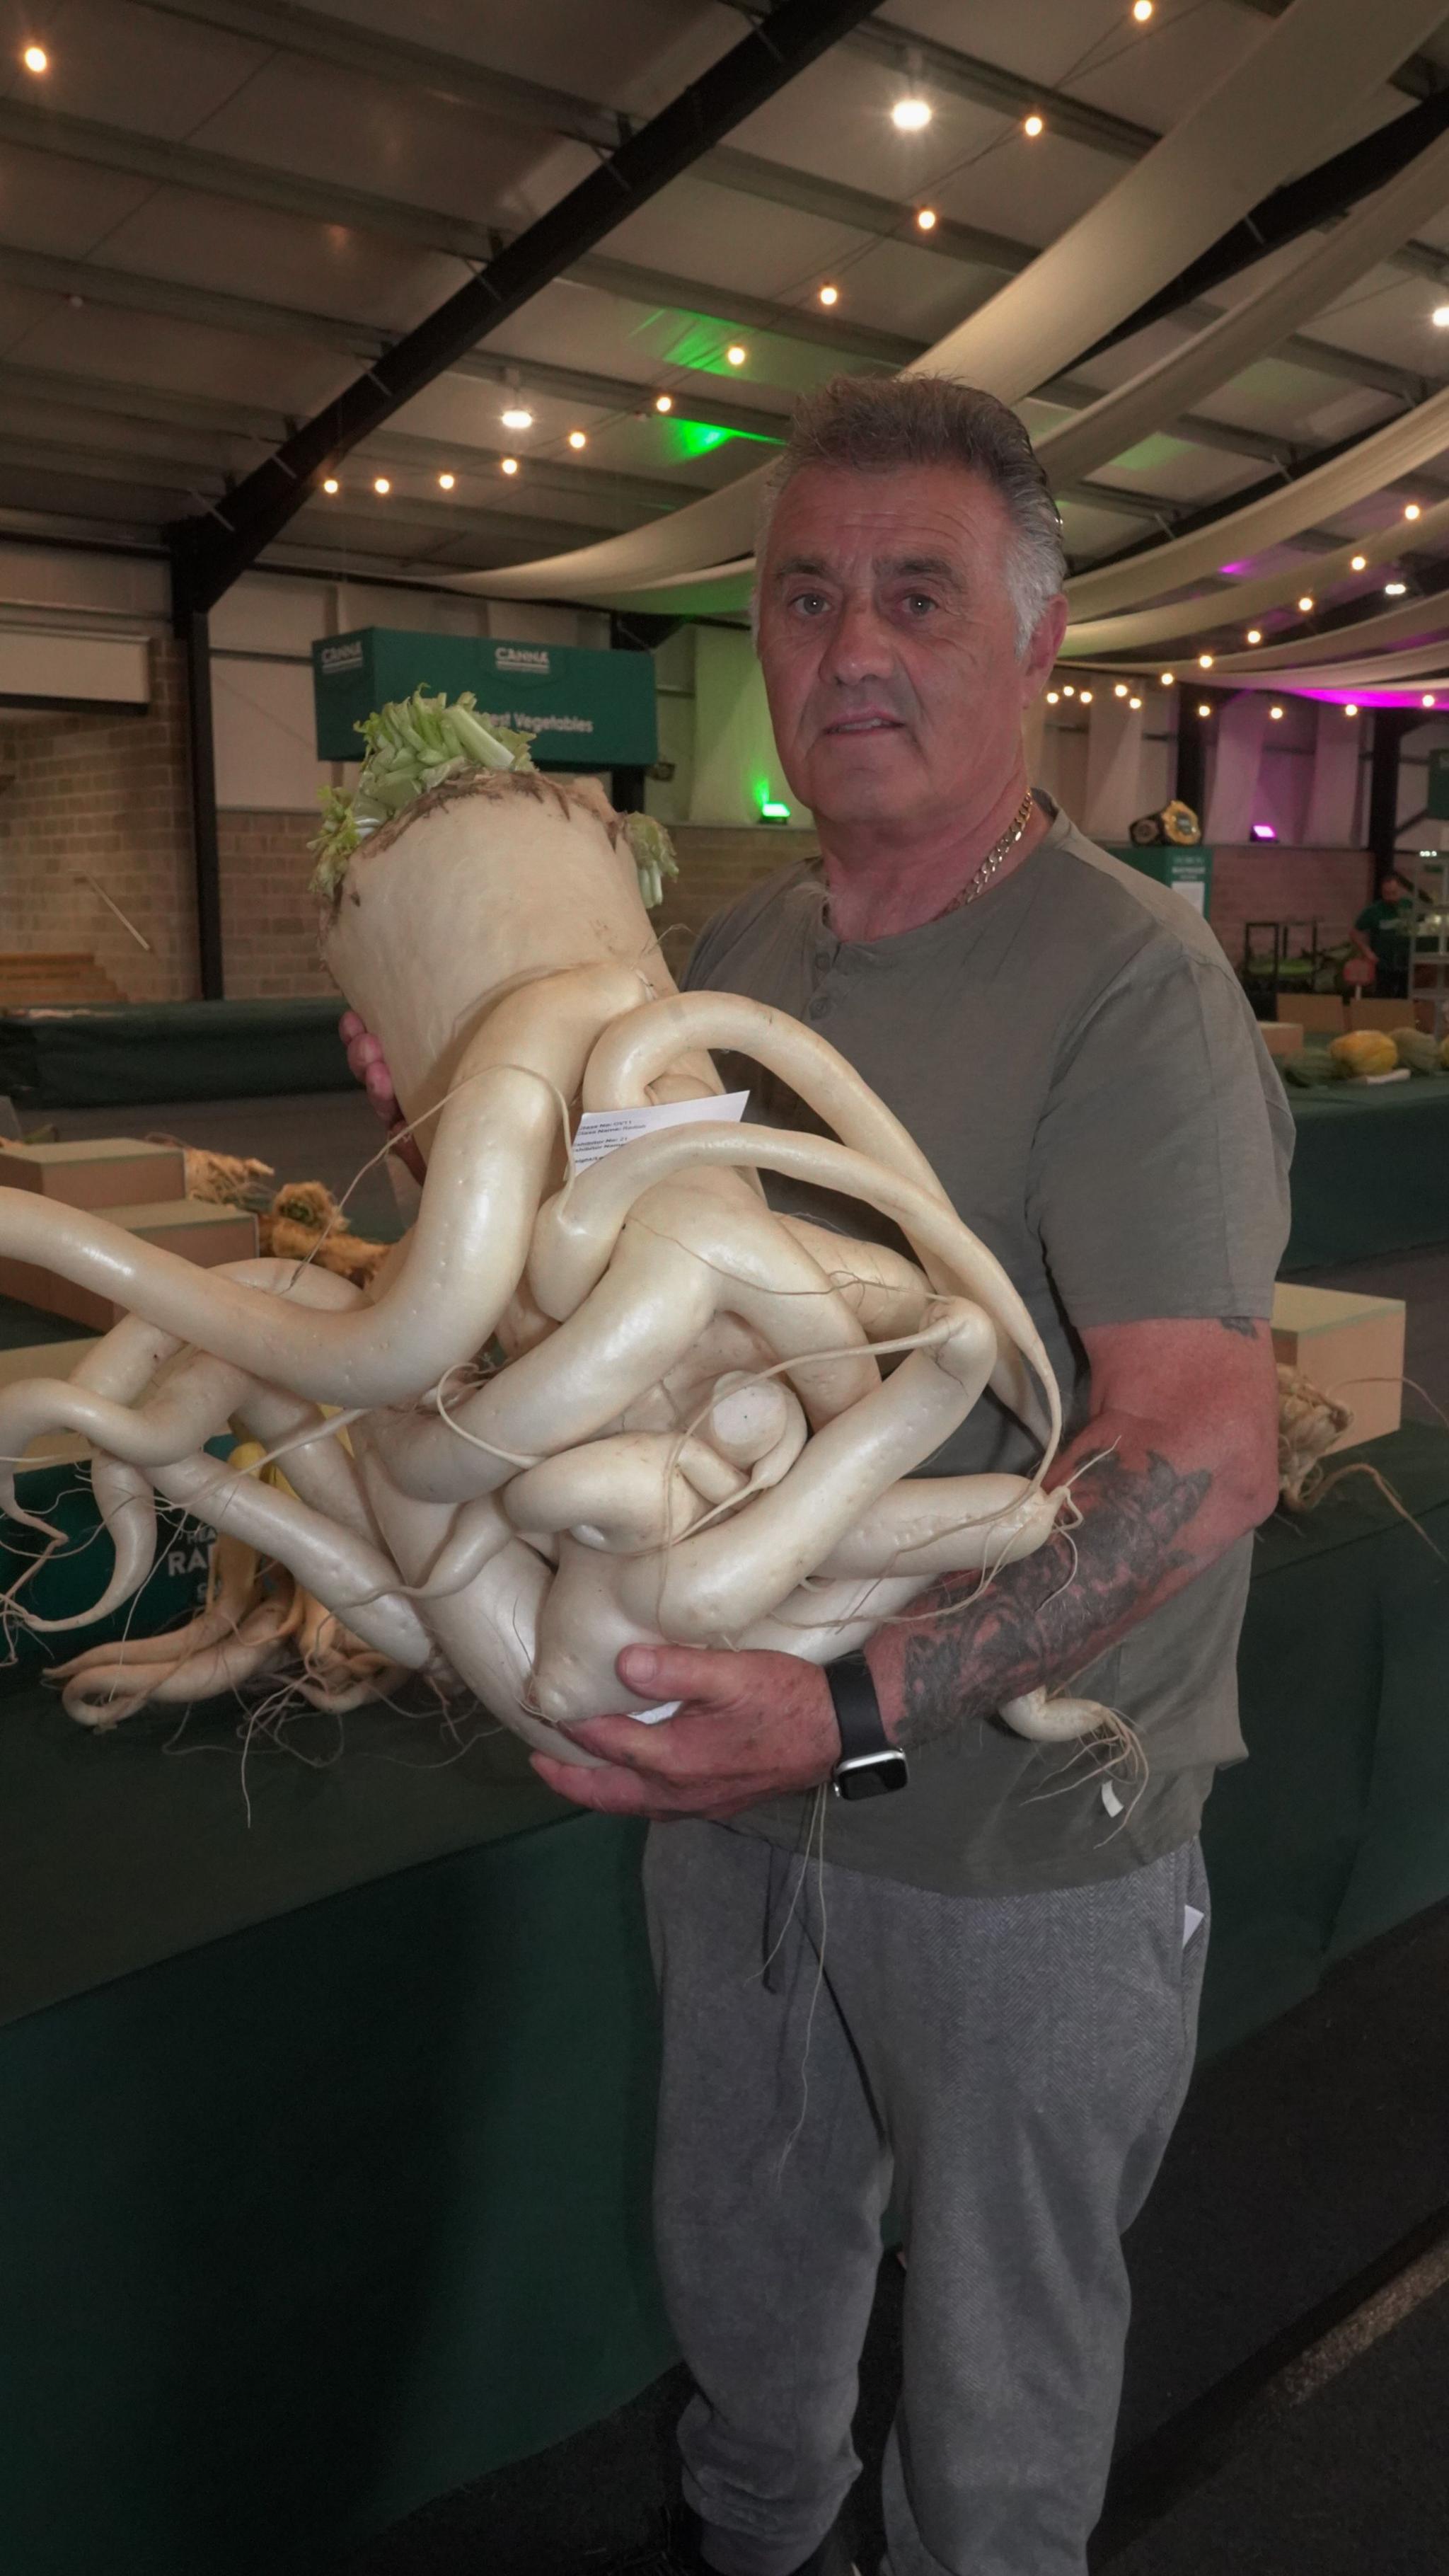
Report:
1101,1781,1124,1818
571,1092,749,1171
629,1700,681,1726
1183,1903,1206,1948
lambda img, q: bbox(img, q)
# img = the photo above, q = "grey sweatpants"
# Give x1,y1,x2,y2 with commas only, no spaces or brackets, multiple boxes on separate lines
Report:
642,1818,1209,2576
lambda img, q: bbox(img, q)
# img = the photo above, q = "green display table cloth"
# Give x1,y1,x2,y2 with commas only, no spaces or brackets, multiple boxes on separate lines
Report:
0,997,352,1108
1285,1077,1449,1268
4,1425,1449,2571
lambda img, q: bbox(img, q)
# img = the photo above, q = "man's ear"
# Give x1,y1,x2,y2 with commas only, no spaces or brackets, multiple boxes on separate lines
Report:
1022,593,1070,703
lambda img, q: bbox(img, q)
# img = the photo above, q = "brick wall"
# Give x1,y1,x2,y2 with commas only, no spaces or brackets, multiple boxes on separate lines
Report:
1208,844,1373,970
0,638,197,1001
655,822,816,954
218,808,333,999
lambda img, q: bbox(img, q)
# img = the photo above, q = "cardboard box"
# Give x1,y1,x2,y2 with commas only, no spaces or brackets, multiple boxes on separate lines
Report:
1274,995,1346,1034
1259,1022,1304,1059
0,1137,185,1210
1271,1282,1405,1449
0,1198,258,1333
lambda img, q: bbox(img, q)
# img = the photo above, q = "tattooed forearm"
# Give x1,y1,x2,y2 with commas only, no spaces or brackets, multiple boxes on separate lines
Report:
872,1447,1211,1753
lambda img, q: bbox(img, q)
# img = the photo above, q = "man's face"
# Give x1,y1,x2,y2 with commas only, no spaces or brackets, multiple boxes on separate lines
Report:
1382,876,1405,902
756,461,1066,834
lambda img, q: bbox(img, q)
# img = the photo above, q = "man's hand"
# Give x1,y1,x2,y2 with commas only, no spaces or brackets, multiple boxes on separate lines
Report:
531,1643,841,1820
339,1008,427,1183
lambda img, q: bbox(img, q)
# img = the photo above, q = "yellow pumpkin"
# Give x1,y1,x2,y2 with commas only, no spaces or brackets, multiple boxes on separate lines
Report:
1329,1030,1399,1077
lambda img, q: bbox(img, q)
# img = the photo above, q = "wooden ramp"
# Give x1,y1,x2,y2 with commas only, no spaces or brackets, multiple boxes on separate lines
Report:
0,953,127,1006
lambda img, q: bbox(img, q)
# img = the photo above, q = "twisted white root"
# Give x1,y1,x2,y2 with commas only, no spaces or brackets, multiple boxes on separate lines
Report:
0,774,1102,1752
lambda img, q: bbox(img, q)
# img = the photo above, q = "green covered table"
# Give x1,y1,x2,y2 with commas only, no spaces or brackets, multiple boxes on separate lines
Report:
0,998,352,1108
1284,1077,1449,1268
4,1427,1449,2572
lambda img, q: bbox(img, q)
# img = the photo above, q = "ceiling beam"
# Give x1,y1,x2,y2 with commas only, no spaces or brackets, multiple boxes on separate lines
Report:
132,0,626,149
167,0,885,611
0,96,500,264
1228,0,1443,100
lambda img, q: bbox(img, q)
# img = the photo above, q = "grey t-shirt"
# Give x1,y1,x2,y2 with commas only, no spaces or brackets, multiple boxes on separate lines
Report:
683,799,1294,1896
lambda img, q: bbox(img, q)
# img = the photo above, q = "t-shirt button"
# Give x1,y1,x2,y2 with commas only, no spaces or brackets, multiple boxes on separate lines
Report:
813,947,832,970
806,996,829,1022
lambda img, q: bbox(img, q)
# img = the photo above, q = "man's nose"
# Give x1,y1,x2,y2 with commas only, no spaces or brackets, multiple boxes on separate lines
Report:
819,597,894,688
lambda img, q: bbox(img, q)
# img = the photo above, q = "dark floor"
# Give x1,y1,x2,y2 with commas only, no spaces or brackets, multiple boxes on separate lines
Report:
332,1901,1449,2576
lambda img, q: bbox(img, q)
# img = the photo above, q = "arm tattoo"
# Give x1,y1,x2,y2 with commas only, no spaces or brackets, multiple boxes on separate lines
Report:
890,1448,1211,1752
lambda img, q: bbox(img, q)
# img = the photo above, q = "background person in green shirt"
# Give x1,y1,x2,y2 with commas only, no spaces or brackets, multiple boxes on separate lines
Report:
1353,872,1415,997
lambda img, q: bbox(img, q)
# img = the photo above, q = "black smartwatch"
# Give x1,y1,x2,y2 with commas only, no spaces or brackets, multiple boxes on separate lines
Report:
826,1655,909,1801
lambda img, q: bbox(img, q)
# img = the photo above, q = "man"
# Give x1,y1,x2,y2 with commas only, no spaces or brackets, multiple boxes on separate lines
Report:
347,376,1291,2576
1351,868,1415,998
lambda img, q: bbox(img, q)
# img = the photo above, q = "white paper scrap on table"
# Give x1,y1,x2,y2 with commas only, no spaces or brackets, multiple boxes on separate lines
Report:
1101,1780,1124,1818
571,1091,749,1170
1183,1904,1206,1948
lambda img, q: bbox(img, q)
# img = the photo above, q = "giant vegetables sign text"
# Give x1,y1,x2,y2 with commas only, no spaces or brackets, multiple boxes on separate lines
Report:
313,628,657,771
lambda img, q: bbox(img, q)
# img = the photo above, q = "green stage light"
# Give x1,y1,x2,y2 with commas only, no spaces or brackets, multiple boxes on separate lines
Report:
760,798,792,822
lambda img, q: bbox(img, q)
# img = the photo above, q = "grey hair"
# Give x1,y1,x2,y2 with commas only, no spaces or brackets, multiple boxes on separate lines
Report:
752,374,1066,655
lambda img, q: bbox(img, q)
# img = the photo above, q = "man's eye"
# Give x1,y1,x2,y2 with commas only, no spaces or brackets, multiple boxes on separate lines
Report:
789,590,829,615
902,593,937,616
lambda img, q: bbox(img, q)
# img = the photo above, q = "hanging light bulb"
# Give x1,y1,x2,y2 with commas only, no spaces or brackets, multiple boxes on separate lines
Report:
1405,502,1422,520
1385,579,1408,596
1022,112,1045,137
1344,703,1358,717
892,95,932,131
437,471,455,490
915,207,937,231
1046,690,1060,705
1133,0,1153,18
1433,304,1449,328
1078,689,1093,704
819,283,839,306
1197,703,1212,718
1424,693,1438,707
500,456,519,476
1061,684,1075,697
1350,553,1368,571
1128,695,1143,710
1199,652,1215,669
1245,629,1262,645
1296,595,1315,614
567,429,587,449
726,345,747,366
654,393,673,413
1160,672,1174,687
500,406,533,431
322,476,340,495
1114,682,1128,698
372,476,390,495
22,42,47,71
1269,704,1285,720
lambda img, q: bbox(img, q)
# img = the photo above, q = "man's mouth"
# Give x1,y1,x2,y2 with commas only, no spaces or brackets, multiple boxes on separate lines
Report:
824,713,904,735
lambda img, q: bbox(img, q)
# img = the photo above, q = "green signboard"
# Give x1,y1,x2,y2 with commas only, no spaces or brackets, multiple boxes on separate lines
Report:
1427,744,1449,821
311,626,657,770
1109,843,1213,916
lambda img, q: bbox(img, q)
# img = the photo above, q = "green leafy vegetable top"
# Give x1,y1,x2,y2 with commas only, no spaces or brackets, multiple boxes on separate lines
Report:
308,687,534,894
307,686,679,911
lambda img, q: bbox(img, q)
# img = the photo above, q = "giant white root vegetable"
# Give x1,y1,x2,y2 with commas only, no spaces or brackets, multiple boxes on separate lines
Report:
0,694,1099,1756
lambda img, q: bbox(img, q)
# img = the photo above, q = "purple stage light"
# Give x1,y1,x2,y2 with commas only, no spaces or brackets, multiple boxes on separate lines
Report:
1251,823,1277,841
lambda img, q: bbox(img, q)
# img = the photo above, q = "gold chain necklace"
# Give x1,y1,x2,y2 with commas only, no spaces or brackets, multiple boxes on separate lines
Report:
930,790,1037,922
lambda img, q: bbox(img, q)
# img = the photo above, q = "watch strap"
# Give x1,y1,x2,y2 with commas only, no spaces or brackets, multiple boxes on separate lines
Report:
826,1654,891,1764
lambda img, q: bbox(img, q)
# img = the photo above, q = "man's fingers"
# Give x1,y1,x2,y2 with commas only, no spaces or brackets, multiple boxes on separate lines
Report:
529,1752,677,1815
616,1642,744,1706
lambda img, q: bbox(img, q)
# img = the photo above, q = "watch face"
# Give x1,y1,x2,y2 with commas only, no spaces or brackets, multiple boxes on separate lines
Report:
833,1749,910,1801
